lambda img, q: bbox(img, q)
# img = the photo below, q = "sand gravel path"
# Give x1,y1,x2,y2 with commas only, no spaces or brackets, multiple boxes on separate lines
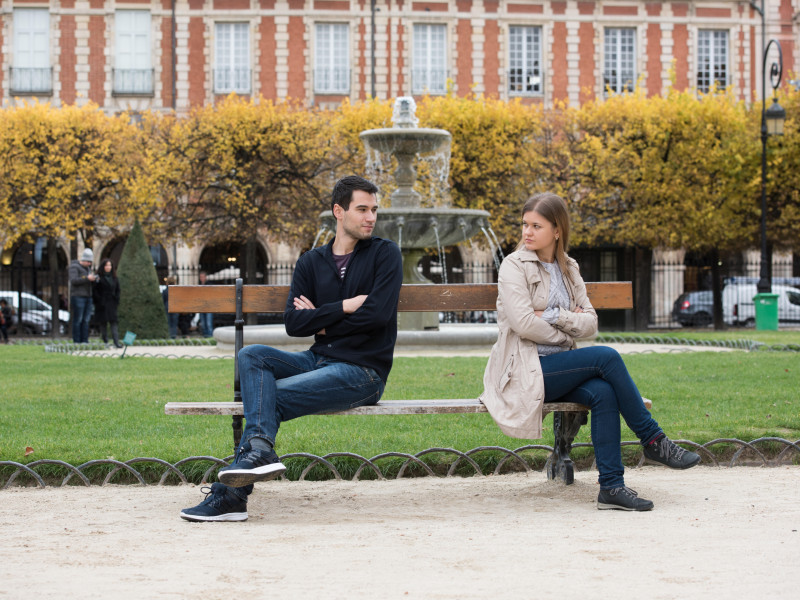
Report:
1,466,798,599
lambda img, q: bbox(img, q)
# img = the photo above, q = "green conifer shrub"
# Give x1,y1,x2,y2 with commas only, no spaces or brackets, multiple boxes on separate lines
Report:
117,221,169,339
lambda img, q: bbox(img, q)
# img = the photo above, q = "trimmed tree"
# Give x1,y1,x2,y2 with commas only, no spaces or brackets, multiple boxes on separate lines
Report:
117,221,169,339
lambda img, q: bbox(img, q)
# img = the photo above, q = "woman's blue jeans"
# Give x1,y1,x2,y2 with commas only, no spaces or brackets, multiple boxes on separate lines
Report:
167,313,178,339
238,345,385,448
540,346,663,489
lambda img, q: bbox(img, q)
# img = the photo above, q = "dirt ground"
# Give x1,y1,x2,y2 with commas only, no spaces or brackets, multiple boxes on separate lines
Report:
1,466,798,599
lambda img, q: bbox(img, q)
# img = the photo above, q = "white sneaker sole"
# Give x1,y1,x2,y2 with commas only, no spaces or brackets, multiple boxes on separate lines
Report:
180,511,248,522
597,501,653,511
218,462,287,487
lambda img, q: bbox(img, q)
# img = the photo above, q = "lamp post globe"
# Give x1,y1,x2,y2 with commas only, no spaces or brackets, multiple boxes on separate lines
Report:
765,97,786,136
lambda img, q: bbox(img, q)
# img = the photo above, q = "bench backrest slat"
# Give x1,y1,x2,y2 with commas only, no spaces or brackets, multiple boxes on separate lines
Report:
168,282,632,314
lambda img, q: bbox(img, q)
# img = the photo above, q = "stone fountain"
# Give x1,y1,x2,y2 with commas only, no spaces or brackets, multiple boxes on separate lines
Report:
319,97,493,330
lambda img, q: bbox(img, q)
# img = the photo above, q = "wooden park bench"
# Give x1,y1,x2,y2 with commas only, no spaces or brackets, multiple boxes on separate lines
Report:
165,281,644,484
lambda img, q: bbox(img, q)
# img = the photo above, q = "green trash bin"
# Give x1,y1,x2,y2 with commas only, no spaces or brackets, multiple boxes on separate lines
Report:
753,293,779,330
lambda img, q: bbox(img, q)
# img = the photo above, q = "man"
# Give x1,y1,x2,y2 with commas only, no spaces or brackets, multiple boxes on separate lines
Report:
68,248,98,344
197,271,214,337
181,175,403,522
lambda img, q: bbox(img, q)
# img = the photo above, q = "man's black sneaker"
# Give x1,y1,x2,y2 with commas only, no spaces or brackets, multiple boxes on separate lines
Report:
180,483,248,522
643,435,701,469
597,486,654,511
218,440,287,487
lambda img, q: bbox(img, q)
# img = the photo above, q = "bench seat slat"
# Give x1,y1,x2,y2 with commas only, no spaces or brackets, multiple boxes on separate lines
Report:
165,398,650,416
168,282,633,314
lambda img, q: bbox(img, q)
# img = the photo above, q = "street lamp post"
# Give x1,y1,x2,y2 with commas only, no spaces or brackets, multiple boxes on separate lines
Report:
750,0,786,295
370,0,376,98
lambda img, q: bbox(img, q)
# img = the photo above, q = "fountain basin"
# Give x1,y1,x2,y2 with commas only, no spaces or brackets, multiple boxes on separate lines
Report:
319,207,490,249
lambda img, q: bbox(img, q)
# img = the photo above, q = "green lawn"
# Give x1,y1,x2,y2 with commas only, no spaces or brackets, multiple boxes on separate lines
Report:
1,341,798,483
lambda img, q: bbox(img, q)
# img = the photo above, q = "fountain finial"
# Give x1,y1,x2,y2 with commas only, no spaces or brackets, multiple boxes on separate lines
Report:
392,97,418,129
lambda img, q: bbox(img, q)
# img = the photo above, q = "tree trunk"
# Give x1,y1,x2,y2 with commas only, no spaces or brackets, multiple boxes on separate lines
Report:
48,237,60,338
633,246,652,331
711,249,725,330
245,238,257,325
68,234,78,340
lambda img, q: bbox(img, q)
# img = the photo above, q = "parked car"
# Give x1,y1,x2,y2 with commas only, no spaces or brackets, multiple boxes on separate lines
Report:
672,290,714,327
722,283,800,326
0,291,70,335
673,284,800,327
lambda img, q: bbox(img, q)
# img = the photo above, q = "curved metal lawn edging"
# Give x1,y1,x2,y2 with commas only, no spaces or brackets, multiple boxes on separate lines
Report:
459,446,530,476
43,341,232,360
494,445,555,475
30,335,800,355
282,452,344,481
37,338,217,349
2,437,798,489
42,338,228,360
596,334,800,353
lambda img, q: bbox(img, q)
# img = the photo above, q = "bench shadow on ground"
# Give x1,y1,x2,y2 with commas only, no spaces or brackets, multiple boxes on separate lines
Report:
229,472,613,525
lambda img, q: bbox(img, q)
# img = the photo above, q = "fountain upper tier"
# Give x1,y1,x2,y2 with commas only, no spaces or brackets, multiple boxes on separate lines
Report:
360,127,452,210
332,97,491,249
360,127,451,158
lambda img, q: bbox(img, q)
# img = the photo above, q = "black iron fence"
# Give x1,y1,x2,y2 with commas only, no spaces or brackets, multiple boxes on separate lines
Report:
160,263,295,286
651,250,800,329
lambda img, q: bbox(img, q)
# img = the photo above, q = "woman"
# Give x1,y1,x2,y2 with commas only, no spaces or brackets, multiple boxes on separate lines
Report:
480,193,700,511
0,298,12,343
93,258,122,348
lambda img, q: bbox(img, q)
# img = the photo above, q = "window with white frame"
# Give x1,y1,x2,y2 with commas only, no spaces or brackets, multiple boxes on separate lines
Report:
508,26,542,95
604,27,636,94
12,8,51,93
697,29,729,93
315,23,350,94
413,24,447,94
114,10,152,94
215,22,251,94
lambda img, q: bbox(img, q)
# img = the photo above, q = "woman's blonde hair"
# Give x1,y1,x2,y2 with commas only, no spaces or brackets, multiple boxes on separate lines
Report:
517,192,572,282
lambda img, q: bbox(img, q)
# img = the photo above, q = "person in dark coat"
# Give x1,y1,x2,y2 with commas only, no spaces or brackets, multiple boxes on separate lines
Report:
0,298,12,343
69,248,98,343
93,258,122,347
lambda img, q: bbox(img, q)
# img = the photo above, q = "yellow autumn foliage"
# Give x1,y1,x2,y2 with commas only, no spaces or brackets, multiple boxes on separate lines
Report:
0,101,143,249
1,90,797,257
138,95,346,246
573,86,755,252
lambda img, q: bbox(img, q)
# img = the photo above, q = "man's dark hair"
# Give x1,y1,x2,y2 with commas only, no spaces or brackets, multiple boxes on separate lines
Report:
331,175,378,213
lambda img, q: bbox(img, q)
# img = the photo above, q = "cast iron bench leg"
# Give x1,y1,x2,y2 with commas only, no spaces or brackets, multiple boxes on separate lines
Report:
546,410,588,485
232,415,243,452
232,279,244,453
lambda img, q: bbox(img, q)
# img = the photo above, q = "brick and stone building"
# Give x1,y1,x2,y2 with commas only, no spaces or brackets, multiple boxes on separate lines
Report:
3,0,798,111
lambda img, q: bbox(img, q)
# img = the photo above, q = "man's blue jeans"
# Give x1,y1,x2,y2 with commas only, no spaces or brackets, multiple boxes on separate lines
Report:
238,345,385,448
71,296,92,343
540,346,663,490
199,313,214,337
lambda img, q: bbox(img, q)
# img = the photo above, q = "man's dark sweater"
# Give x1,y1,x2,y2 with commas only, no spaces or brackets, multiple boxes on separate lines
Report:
283,236,403,383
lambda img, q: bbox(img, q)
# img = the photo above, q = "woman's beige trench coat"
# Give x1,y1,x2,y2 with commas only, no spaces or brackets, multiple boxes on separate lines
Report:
479,249,599,439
